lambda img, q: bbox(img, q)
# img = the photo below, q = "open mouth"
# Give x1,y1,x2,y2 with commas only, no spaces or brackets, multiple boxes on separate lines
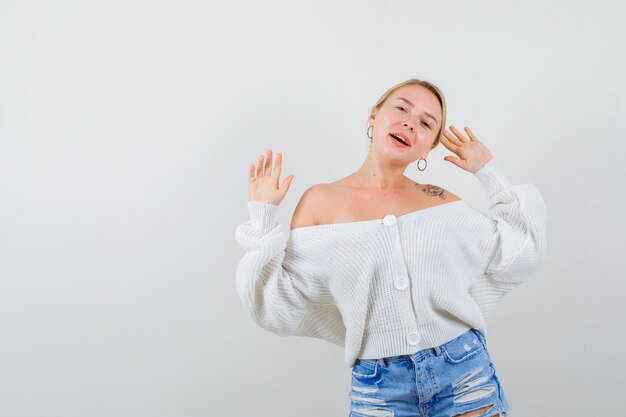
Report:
389,133,410,146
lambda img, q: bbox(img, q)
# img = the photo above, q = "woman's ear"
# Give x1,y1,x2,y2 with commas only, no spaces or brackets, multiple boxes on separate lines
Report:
368,107,379,124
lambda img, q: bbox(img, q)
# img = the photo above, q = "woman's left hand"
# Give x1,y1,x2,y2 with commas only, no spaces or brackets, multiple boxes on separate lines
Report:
440,126,493,174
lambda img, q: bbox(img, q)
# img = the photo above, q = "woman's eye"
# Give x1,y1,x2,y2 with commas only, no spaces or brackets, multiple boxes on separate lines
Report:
422,122,431,129
396,106,406,112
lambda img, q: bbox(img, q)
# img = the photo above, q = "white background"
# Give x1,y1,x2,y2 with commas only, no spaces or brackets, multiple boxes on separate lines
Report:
1,0,624,416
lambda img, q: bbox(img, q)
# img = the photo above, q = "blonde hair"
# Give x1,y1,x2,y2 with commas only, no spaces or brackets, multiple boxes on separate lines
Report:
369,78,447,149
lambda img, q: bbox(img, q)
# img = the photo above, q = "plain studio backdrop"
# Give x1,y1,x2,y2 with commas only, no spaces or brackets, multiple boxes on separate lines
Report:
0,0,624,416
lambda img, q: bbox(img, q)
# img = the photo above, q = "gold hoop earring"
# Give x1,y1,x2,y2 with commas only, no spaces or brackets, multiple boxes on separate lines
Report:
416,157,427,171
366,125,373,139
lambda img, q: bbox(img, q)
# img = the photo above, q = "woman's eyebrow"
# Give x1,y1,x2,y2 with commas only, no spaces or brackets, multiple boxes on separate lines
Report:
394,97,438,124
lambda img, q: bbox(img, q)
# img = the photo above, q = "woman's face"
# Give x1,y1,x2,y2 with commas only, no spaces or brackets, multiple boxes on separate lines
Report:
368,84,442,163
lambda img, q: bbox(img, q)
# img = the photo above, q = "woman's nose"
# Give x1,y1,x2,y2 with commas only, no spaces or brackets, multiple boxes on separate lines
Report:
403,122,414,131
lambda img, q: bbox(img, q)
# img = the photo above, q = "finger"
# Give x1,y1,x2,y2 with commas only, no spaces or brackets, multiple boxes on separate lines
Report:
464,126,480,142
264,149,272,177
249,163,256,182
256,154,264,178
273,152,282,179
281,174,294,192
449,125,470,143
443,155,464,169
442,128,463,149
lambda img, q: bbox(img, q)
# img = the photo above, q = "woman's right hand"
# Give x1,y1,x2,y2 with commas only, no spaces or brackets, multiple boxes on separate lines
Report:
248,149,294,206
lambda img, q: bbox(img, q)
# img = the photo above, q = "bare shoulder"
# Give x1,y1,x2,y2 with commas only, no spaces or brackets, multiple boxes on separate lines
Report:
290,183,333,231
418,183,462,202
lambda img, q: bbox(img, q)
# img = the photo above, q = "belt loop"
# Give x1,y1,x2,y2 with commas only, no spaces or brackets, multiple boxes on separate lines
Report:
475,328,486,345
433,345,442,356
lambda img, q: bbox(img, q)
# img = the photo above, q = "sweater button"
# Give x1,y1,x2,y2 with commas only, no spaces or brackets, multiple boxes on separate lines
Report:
383,214,397,226
407,332,420,345
394,276,408,290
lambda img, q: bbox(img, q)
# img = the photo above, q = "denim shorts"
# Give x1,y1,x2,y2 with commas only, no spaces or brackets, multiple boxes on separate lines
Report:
349,328,512,417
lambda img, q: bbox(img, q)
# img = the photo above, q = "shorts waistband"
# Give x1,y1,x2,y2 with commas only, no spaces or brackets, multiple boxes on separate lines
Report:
380,344,442,364
377,328,484,366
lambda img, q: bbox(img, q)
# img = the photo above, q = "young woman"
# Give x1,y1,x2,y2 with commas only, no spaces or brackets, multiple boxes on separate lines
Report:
235,78,547,417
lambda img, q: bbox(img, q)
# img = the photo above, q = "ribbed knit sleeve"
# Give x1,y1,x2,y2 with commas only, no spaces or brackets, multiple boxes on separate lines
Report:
474,158,548,285
234,201,345,345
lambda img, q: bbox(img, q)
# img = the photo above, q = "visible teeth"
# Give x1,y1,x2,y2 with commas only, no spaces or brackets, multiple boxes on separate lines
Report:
391,134,408,145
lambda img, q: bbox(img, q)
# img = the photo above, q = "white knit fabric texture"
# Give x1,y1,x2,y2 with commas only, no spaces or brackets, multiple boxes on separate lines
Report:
234,158,548,368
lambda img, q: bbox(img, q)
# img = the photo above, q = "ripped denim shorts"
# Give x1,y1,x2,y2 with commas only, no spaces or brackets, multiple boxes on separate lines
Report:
349,328,512,417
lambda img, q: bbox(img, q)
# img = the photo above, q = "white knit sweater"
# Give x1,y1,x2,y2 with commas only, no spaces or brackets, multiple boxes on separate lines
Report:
234,158,548,368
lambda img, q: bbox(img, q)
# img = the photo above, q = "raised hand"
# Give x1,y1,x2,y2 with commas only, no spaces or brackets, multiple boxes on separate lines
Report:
440,126,494,174
248,149,294,205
